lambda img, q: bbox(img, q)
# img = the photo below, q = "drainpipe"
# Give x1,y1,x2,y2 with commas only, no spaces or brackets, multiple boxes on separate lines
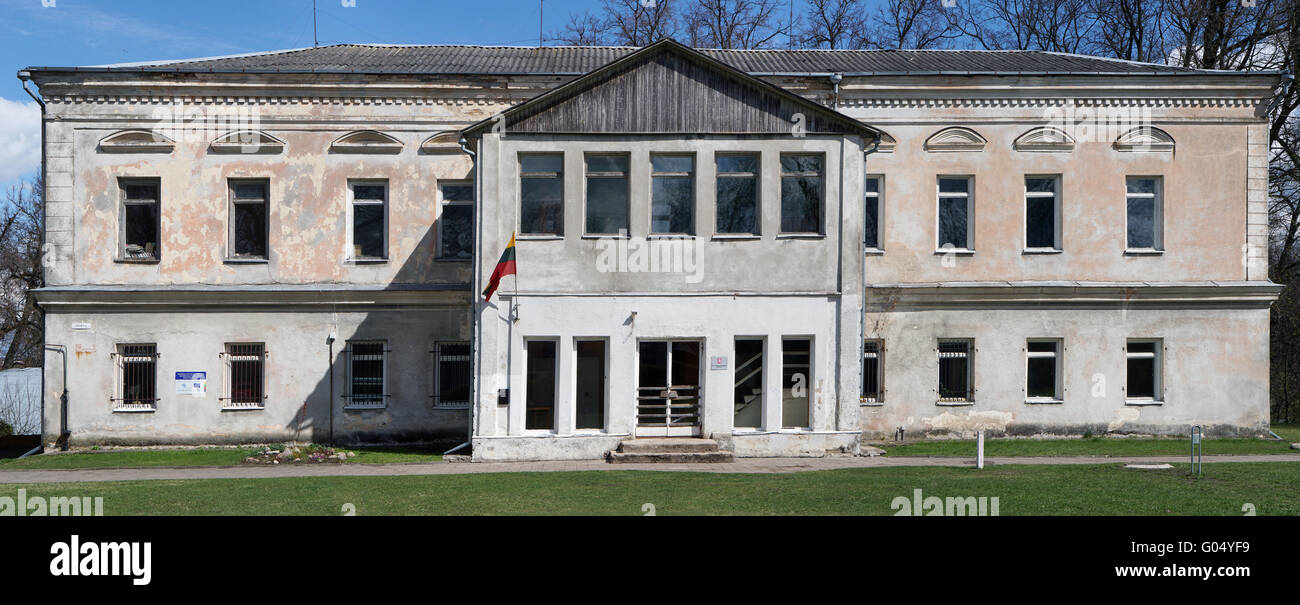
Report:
326,330,335,446
36,345,67,454
860,136,881,424
445,136,477,456
829,73,843,109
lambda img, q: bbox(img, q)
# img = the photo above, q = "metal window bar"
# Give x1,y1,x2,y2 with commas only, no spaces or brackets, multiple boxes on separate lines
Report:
862,341,882,402
221,343,266,409
344,342,389,408
937,341,973,402
112,344,159,411
430,342,471,407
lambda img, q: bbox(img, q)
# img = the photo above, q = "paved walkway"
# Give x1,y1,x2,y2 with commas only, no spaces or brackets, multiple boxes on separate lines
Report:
1,453,1297,484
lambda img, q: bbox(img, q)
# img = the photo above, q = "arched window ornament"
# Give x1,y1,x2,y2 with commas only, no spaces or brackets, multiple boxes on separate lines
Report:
924,127,987,152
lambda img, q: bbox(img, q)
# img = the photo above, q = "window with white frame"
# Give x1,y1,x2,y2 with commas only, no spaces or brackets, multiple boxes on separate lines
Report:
937,339,973,403
349,180,388,260
1025,339,1062,402
222,343,266,410
437,181,474,260
520,153,564,236
862,340,884,403
113,343,158,411
120,178,160,260
650,154,695,235
1024,176,1061,251
345,341,387,408
780,154,824,234
864,176,883,250
1126,339,1163,403
525,339,558,430
937,176,973,251
430,341,470,407
229,179,269,260
585,154,630,235
716,153,760,235
1126,177,1163,251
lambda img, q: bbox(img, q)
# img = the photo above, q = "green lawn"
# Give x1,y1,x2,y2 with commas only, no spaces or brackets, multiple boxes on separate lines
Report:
878,433,1298,457
0,446,443,470
2,462,1295,515
1272,424,1300,442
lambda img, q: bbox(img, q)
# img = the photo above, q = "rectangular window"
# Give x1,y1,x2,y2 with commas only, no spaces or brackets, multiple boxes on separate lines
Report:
431,342,470,407
223,343,265,410
438,181,474,260
1126,177,1163,250
1025,176,1060,251
520,154,564,236
349,180,387,259
525,340,558,430
716,153,759,235
938,177,973,251
781,337,811,428
575,339,607,430
229,180,269,259
1126,340,1162,402
651,154,695,235
585,154,629,235
733,338,764,428
120,179,160,260
862,340,884,403
114,344,158,411
345,341,387,408
1025,340,1061,401
864,176,883,250
937,339,973,403
780,154,823,234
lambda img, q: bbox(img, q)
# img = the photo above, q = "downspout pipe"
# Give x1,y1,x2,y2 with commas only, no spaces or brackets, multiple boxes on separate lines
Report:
445,136,477,457
860,136,882,419
34,345,67,455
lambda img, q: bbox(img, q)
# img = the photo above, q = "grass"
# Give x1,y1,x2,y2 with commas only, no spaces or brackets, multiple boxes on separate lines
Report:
1,462,1296,515
1271,424,1300,442
878,432,1299,457
0,445,443,470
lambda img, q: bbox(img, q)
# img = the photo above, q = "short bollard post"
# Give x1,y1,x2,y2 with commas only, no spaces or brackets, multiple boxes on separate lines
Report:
976,431,985,469
1190,425,1203,476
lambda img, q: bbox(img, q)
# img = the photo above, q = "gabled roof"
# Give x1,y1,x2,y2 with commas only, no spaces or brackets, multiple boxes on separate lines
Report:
27,43,1272,77
461,39,880,140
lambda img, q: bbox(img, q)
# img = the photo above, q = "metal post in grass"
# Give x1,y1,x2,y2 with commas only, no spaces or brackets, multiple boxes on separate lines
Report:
976,431,985,469
1190,425,1203,476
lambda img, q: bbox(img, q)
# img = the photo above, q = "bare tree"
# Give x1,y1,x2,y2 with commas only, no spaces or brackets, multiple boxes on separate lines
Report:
0,378,40,436
0,174,43,370
940,0,1101,52
799,0,868,49
1165,0,1289,69
684,0,790,49
553,0,681,46
1091,0,1171,62
862,0,959,49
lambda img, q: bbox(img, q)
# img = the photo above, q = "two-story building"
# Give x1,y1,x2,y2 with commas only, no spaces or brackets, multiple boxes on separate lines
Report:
23,40,1284,460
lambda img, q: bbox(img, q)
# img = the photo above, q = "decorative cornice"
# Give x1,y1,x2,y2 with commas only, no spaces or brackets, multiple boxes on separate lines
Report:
34,284,472,311
866,281,1283,310
45,94,520,107
840,96,1260,109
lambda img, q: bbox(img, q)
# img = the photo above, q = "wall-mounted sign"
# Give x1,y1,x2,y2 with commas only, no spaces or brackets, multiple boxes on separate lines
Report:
71,323,92,331
710,356,728,370
175,372,207,397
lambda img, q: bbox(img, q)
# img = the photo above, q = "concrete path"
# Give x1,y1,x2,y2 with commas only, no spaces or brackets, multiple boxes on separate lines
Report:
1,453,1297,484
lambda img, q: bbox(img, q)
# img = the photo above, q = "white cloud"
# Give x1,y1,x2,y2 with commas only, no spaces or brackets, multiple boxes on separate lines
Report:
0,97,41,185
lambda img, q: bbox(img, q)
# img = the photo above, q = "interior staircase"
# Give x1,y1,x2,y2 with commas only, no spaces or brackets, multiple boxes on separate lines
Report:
606,438,735,463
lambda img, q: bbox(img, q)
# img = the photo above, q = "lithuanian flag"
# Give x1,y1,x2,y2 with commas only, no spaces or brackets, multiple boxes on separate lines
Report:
482,233,516,302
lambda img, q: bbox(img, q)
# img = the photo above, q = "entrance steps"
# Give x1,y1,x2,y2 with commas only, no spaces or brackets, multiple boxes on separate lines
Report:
606,438,735,464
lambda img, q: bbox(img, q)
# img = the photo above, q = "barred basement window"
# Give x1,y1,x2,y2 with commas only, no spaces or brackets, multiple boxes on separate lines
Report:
113,344,158,411
716,153,759,235
780,154,823,234
119,178,160,260
222,343,266,410
862,340,884,403
431,342,470,407
937,340,973,403
345,341,388,409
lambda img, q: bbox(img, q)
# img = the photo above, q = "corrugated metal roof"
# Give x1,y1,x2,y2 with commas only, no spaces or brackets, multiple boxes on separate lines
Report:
27,43,1247,76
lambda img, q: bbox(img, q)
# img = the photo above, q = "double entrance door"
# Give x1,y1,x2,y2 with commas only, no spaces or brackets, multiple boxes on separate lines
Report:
636,341,701,437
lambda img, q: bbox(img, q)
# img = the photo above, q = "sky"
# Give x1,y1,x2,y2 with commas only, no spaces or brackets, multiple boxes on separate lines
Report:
0,0,631,193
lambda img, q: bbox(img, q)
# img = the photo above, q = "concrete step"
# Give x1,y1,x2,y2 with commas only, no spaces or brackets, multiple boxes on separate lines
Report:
616,438,720,454
607,451,736,464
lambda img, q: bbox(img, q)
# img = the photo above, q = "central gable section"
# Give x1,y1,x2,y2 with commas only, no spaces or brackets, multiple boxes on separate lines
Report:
467,39,877,138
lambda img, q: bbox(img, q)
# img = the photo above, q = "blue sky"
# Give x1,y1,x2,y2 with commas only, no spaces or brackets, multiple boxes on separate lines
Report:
0,0,623,192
